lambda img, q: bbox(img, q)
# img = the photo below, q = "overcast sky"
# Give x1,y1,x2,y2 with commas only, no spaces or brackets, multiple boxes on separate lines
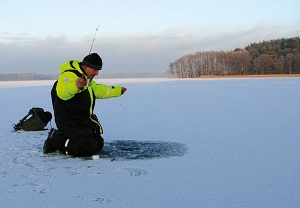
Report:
0,0,299,74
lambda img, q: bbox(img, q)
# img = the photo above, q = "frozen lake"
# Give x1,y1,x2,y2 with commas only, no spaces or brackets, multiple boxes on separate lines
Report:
0,77,299,207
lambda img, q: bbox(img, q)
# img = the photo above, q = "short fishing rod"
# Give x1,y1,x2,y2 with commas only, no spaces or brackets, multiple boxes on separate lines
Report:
89,25,100,55
85,25,100,87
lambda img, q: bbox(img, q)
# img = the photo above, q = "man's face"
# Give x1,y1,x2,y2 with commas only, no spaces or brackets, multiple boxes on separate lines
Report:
85,67,99,79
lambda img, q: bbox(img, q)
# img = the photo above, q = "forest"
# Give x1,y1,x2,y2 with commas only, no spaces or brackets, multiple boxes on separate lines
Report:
168,37,300,78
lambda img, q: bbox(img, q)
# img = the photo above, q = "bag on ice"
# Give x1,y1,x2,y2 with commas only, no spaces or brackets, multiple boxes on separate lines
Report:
13,107,52,131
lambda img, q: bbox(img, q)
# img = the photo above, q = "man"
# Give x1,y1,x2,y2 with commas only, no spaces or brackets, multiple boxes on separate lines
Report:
43,53,127,157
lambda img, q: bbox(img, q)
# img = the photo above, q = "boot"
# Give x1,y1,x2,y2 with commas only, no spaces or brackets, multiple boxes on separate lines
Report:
43,128,59,154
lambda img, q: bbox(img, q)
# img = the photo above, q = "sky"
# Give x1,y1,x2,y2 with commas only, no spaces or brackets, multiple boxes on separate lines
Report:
0,0,299,74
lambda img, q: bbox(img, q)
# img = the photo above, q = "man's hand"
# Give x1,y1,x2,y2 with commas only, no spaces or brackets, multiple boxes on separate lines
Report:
121,87,127,95
76,77,86,89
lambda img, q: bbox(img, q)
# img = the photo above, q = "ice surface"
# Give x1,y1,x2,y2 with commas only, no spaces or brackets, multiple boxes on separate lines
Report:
0,78,299,207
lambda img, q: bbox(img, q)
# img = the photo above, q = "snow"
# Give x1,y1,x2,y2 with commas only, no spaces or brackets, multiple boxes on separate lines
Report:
0,77,299,208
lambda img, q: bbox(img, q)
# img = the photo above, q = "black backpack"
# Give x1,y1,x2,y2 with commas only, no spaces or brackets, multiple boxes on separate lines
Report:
13,107,52,131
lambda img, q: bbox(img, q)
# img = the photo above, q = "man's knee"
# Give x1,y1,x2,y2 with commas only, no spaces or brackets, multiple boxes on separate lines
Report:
63,138,104,157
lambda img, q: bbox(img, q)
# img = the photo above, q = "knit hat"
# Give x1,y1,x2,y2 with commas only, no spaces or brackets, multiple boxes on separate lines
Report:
82,53,103,70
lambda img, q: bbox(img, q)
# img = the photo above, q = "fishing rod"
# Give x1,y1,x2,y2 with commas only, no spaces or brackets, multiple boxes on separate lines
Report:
84,25,100,88
89,25,100,55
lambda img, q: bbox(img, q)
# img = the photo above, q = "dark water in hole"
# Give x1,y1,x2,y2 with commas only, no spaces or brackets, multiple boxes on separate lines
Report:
99,140,188,161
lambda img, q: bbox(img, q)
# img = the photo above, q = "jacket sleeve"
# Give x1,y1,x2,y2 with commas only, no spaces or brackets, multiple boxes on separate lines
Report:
56,72,79,100
91,81,122,99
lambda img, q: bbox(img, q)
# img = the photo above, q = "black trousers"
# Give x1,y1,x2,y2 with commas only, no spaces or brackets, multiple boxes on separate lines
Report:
56,124,104,157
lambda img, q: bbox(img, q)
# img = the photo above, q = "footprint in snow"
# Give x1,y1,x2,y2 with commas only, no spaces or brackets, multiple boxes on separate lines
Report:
119,168,148,177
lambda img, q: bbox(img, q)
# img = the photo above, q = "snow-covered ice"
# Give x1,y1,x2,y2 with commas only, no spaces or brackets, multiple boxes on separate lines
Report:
0,77,299,208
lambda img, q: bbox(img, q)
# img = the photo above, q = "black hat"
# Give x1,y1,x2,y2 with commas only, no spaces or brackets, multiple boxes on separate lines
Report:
82,53,103,70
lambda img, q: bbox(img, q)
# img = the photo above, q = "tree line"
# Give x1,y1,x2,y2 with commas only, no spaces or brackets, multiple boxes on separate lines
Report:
0,73,57,81
168,37,300,78
0,72,167,81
